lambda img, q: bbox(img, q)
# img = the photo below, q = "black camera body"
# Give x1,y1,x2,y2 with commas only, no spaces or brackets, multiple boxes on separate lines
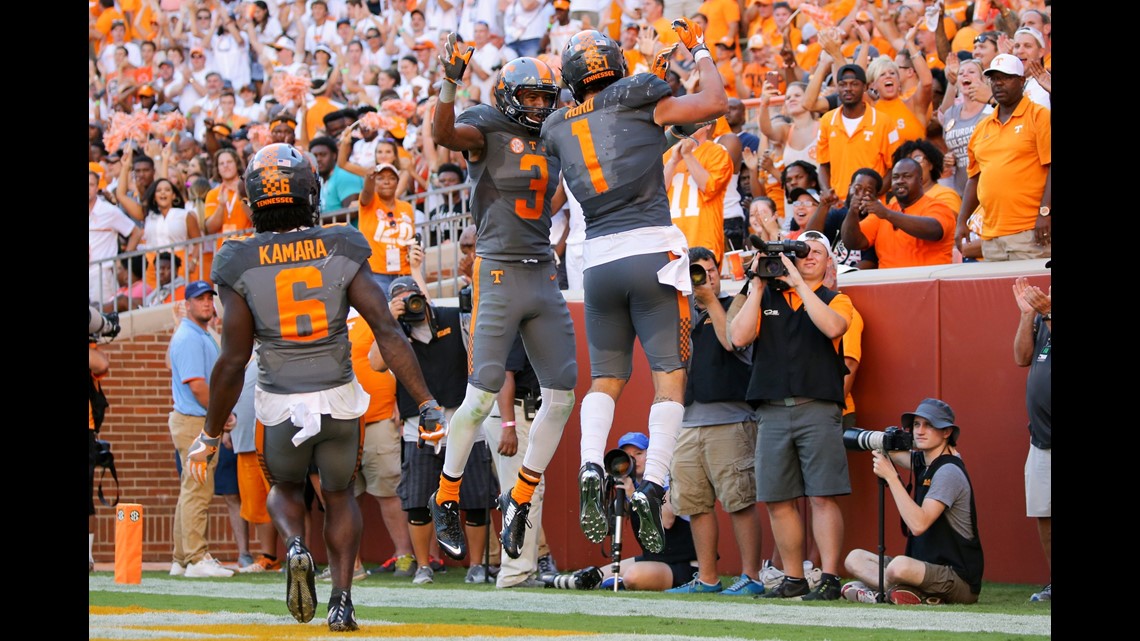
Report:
401,293,427,322
843,426,913,453
748,239,810,281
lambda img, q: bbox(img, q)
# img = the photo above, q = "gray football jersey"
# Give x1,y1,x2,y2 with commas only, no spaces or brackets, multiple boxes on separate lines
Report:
212,224,372,394
457,104,561,261
541,73,673,239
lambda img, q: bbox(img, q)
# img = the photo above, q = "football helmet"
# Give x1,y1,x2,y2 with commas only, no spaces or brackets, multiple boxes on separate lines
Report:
561,30,627,103
244,143,319,213
493,57,560,133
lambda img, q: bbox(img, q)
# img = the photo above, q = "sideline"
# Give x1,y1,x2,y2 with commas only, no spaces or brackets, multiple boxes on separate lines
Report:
90,576,1050,637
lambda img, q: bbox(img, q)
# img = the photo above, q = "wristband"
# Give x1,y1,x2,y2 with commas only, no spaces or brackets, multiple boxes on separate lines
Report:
501,421,516,428
438,80,457,103
693,48,712,64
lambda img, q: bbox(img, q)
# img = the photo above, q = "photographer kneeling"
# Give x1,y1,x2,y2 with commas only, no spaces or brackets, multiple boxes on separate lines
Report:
842,398,984,606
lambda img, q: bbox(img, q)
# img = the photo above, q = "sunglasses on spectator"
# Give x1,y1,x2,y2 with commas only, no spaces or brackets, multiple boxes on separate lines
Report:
197,14,211,20
191,53,204,58
974,33,998,44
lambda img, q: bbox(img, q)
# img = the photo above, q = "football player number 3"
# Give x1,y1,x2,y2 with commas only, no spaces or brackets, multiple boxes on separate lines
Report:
276,266,329,341
515,154,548,219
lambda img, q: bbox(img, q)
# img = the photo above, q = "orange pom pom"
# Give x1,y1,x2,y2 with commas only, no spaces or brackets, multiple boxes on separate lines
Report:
379,99,417,120
274,74,311,106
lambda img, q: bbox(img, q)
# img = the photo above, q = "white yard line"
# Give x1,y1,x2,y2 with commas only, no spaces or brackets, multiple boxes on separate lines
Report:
90,576,1051,638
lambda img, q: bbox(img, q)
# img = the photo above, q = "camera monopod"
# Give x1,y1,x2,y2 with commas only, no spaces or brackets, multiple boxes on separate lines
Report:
603,448,635,592
875,448,889,603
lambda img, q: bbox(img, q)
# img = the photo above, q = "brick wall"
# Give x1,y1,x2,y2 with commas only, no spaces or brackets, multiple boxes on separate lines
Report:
93,329,259,564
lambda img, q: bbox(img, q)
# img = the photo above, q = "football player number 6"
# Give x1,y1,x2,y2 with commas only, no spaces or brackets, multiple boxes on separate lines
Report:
276,266,329,341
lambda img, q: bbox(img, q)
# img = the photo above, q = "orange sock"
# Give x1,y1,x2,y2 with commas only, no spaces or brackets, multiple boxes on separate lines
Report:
437,475,461,504
510,470,542,505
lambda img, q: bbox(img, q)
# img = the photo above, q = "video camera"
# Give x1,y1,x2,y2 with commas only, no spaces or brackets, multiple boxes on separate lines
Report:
89,305,121,342
746,234,809,284
842,426,913,453
458,284,473,313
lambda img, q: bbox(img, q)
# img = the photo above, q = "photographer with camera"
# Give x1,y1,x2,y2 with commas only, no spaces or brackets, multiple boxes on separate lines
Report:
726,230,853,600
665,247,765,596
368,276,498,587
842,398,984,606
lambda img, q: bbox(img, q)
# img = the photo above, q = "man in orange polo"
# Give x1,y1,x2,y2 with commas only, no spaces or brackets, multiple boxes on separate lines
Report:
841,158,956,268
955,54,1051,262
817,64,894,200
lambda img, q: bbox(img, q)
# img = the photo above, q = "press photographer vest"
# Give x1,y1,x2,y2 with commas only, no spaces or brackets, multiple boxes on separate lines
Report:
745,285,848,406
685,297,751,406
395,306,467,420
906,454,984,594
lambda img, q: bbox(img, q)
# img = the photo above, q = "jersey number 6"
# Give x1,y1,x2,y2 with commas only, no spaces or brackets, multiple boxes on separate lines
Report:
276,266,330,342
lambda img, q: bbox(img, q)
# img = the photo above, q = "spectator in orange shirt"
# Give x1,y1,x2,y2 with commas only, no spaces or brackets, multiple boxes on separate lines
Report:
954,54,1050,262
817,64,895,202
697,0,741,52
841,157,956,268
664,121,734,264
714,37,746,98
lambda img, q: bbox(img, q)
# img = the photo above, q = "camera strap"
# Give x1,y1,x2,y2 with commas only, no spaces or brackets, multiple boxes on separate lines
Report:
98,460,120,507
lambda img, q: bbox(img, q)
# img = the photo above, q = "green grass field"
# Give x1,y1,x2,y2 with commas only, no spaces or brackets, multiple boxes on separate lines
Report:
89,568,1051,640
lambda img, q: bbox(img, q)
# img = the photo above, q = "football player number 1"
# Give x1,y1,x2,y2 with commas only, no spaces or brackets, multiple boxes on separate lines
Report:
276,266,329,341
571,119,609,195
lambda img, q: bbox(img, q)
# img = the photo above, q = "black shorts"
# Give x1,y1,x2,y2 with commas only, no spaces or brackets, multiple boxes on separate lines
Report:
397,440,497,512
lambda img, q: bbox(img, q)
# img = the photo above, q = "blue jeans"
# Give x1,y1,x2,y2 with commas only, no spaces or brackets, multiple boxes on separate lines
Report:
508,38,541,58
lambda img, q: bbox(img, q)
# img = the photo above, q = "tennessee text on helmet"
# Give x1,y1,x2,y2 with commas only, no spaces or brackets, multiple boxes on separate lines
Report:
244,143,319,211
561,30,627,103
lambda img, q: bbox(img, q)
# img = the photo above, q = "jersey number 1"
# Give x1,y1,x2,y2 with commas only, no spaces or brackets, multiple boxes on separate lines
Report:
571,119,609,195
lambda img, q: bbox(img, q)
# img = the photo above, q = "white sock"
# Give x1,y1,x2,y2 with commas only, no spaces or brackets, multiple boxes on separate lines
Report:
89,532,95,564
643,401,683,487
521,388,574,474
579,392,615,467
441,384,496,478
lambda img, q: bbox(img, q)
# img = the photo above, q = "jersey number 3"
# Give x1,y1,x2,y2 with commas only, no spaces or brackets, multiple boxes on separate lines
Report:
277,266,329,342
515,154,548,219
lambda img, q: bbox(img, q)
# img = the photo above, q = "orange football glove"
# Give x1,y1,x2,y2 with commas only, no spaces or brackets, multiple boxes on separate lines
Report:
187,430,220,484
417,399,448,454
439,31,474,85
671,17,705,50
651,43,679,80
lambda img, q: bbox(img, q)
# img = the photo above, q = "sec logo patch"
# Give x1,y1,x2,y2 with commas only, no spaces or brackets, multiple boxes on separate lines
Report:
510,138,525,154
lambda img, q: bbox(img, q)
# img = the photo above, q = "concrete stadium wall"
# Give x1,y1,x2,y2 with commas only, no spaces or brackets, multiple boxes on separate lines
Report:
92,260,1050,585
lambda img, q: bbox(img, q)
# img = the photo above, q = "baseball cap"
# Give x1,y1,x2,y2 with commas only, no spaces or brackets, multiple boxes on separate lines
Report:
388,276,421,299
855,10,872,22
617,432,649,451
984,53,1024,77
272,35,295,50
89,162,107,190
374,162,399,176
787,187,820,204
836,63,867,83
716,35,735,48
158,59,174,68
554,0,571,9
185,280,217,299
801,23,818,41
747,34,765,49
137,85,156,97
798,229,834,261
1014,26,1046,48
314,43,335,58
190,46,205,56
901,398,960,445
336,18,351,27
412,38,436,50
